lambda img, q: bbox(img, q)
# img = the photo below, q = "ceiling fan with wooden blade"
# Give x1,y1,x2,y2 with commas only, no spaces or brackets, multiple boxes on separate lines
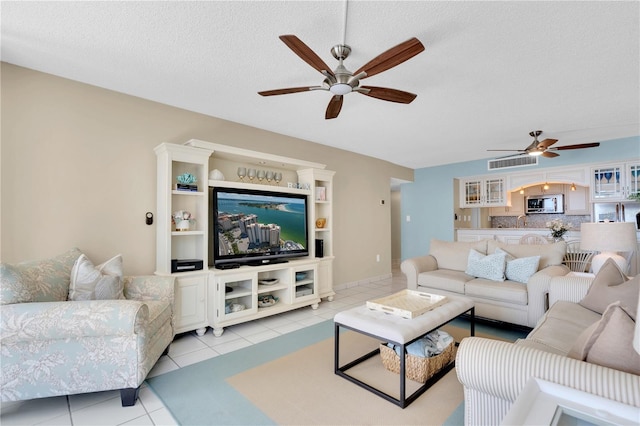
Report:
487,130,600,159
258,35,424,119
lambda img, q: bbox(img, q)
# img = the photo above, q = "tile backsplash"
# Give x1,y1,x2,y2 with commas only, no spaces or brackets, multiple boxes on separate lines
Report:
491,214,591,229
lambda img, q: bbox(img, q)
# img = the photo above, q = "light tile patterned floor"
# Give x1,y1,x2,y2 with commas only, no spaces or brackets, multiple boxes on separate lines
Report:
0,272,407,425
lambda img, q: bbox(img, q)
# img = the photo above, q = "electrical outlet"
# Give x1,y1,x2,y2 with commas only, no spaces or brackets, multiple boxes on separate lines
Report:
376,254,380,262
406,215,411,222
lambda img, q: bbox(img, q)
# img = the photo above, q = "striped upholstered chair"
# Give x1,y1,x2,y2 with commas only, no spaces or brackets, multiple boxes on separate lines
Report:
456,268,640,425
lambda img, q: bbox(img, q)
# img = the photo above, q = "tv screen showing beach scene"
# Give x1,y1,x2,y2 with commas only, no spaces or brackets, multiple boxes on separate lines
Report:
212,187,308,265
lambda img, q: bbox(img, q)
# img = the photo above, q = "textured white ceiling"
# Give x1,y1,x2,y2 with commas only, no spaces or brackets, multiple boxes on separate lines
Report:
2,1,638,169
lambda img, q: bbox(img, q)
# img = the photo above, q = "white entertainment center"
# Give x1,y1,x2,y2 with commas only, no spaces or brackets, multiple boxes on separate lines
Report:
155,140,335,336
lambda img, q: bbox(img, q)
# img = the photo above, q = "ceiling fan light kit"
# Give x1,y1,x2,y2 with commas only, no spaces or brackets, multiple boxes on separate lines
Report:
487,130,600,160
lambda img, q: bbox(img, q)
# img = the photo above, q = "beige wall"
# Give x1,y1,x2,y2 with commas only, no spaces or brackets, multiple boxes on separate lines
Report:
1,63,413,285
390,190,402,267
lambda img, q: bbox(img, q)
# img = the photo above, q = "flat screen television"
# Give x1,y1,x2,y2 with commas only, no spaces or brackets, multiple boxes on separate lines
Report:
211,186,309,267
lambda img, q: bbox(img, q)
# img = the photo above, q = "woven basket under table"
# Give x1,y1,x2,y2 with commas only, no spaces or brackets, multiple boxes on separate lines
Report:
379,340,455,383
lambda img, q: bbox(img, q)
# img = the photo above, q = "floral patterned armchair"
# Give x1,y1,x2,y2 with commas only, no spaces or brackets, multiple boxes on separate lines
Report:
0,248,175,406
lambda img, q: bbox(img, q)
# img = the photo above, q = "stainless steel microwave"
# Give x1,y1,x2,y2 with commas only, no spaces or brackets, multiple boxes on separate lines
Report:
525,194,564,214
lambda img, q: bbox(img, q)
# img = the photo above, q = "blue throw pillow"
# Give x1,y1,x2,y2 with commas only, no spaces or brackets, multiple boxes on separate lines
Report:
465,249,506,281
495,248,540,284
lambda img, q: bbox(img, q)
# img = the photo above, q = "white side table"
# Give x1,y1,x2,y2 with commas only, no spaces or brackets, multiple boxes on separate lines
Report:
501,377,640,425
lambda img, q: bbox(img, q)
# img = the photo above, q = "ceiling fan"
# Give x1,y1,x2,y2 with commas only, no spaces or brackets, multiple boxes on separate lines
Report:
488,130,600,159
258,35,425,119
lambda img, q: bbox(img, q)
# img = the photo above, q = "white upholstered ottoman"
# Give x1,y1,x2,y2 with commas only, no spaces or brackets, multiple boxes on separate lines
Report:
334,294,475,407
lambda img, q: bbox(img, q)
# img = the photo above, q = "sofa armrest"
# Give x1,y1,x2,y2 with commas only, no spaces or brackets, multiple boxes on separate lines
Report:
124,275,175,304
456,337,640,426
0,300,148,343
549,274,594,306
525,264,569,327
400,255,438,290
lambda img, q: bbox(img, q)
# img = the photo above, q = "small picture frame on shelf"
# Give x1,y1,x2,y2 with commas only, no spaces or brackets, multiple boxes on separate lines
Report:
316,186,326,201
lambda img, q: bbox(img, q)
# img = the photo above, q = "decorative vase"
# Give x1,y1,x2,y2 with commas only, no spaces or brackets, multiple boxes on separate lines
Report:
316,218,327,228
553,235,565,242
176,219,190,231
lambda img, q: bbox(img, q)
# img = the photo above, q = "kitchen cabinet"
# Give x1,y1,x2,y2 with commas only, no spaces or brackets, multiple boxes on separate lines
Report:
460,176,508,208
489,190,525,217
591,161,640,201
564,184,589,215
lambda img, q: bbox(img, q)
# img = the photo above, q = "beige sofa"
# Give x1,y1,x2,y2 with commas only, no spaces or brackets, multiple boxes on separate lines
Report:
401,239,569,328
456,260,640,425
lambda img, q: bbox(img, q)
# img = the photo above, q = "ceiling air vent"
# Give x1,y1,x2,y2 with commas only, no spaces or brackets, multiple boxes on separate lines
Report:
487,156,538,171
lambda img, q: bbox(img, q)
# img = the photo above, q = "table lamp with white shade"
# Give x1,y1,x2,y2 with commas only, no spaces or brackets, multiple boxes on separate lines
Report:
580,222,637,275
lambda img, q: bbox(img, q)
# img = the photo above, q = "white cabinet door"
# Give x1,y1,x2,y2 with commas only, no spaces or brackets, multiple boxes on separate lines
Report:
461,177,507,207
591,164,624,201
626,163,640,198
174,274,207,334
316,259,334,301
490,190,525,216
564,184,589,215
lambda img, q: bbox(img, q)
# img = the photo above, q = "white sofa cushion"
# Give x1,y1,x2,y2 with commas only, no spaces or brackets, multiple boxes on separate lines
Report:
465,278,528,305
429,239,488,271
487,240,566,269
417,269,473,293
526,300,601,354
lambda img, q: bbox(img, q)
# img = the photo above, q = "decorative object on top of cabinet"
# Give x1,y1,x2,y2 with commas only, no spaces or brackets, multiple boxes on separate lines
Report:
209,169,225,181
237,167,246,181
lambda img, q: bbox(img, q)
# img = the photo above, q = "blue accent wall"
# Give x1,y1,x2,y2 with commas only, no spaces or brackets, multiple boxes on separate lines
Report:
400,136,640,260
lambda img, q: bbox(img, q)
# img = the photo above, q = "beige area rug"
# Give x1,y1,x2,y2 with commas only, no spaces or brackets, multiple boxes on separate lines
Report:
227,323,500,425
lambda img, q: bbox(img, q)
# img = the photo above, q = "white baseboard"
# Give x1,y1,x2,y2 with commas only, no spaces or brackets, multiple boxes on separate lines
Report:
333,272,393,291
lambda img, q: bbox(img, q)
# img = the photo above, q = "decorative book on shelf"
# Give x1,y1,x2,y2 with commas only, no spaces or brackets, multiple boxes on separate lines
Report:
176,183,198,191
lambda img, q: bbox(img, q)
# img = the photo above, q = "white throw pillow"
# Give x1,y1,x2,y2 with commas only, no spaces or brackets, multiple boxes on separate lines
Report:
69,254,124,301
496,248,540,284
465,249,506,282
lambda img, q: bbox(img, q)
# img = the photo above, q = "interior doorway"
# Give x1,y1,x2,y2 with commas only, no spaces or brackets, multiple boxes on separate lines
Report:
390,178,409,269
